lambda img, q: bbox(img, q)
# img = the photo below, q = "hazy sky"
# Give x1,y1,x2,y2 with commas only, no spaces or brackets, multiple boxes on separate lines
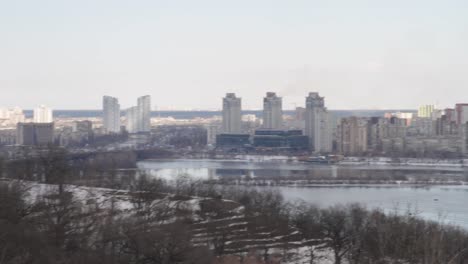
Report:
1,0,468,110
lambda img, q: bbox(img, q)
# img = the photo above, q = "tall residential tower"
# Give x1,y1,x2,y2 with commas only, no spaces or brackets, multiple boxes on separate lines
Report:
305,92,333,153
126,95,151,133
222,93,242,133
262,92,283,129
137,95,151,132
33,105,53,123
103,96,121,133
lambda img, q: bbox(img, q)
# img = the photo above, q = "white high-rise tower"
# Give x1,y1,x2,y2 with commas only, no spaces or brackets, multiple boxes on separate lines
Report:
33,105,53,123
103,96,121,133
137,95,151,132
305,92,332,153
222,93,242,133
126,95,151,133
262,92,283,129
125,106,138,133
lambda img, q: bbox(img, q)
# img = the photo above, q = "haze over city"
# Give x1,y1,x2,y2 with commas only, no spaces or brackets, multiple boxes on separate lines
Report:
2,0,468,109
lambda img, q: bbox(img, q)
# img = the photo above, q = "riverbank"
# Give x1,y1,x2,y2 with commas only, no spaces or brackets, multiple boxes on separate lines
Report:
339,156,468,167
180,154,468,168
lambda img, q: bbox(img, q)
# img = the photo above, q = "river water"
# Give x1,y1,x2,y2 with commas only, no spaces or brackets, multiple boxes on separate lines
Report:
138,159,468,229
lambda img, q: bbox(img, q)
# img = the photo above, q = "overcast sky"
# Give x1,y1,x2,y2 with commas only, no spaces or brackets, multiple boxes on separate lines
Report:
1,0,468,110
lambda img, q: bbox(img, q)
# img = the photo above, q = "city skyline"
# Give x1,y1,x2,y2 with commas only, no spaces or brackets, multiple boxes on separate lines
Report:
0,93,455,112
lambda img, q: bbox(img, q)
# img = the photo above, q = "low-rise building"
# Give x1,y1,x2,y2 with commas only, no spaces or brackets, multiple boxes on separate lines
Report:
381,137,406,154
0,129,16,145
253,130,308,149
17,122,54,146
404,136,464,157
72,120,93,133
205,124,220,146
216,134,250,148
408,117,434,136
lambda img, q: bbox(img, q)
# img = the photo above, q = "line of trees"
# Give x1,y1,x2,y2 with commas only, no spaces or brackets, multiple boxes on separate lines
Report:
3,177,468,264
292,202,468,264
195,184,468,264
2,147,468,263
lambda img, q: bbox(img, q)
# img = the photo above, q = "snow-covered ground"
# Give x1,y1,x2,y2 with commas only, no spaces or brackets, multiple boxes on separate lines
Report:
22,182,204,219
10,180,338,263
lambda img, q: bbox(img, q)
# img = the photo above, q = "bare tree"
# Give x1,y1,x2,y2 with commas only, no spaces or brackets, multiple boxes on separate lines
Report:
40,146,70,193
319,205,353,264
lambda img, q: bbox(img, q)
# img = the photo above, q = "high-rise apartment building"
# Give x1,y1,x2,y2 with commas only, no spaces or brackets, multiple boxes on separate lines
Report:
103,96,121,133
125,95,151,133
125,106,139,133
455,104,468,126
33,105,53,123
262,92,283,129
222,93,242,133
17,122,54,146
137,95,151,132
418,105,435,118
337,117,368,155
305,92,332,153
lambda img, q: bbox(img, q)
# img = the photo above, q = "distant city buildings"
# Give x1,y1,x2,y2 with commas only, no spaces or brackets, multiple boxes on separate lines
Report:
0,129,16,145
408,117,434,136
455,104,468,126
242,114,257,122
72,120,93,133
242,114,261,135
0,108,7,119
262,92,283,129
0,107,25,127
2,92,465,158
33,105,53,123
282,107,306,131
222,93,242,133
434,109,459,136
305,92,332,153
295,107,306,121
17,122,54,146
332,108,468,157
337,117,368,155
384,112,413,126
418,105,435,118
57,120,95,147
205,124,220,145
103,96,121,133
126,95,151,133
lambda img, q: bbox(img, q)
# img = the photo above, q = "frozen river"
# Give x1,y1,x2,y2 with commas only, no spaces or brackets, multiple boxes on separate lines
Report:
138,159,468,228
